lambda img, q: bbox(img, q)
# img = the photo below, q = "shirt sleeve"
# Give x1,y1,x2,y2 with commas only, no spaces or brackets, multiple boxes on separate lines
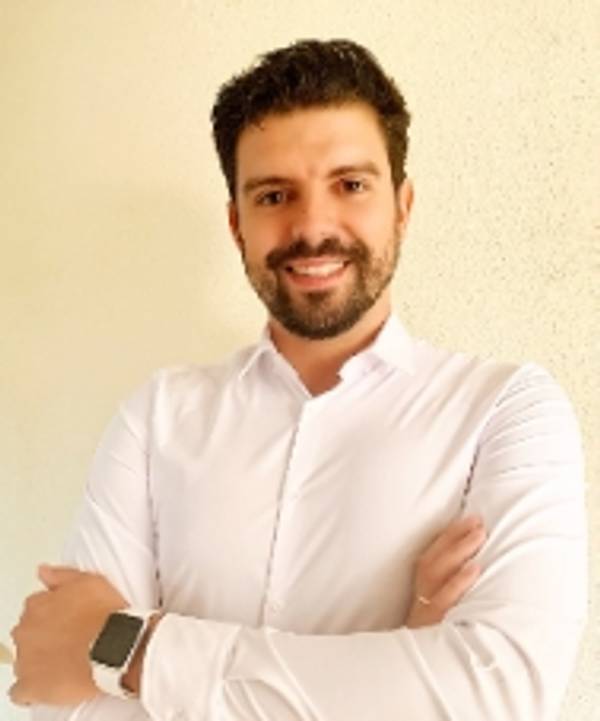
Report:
138,363,587,721
31,380,159,721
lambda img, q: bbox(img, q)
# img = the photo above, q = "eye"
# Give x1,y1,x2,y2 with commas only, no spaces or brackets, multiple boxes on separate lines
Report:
340,178,368,194
256,189,287,206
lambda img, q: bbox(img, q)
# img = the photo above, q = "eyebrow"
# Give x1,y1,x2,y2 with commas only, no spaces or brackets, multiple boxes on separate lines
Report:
241,161,382,196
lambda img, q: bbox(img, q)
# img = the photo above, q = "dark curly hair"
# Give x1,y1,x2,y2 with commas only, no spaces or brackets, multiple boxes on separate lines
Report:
211,39,411,201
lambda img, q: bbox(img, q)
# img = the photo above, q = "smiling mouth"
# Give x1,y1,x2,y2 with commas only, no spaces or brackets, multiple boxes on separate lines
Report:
286,259,349,276
282,259,352,288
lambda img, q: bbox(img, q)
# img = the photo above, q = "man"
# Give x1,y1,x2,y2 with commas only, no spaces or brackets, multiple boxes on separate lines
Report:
11,39,586,720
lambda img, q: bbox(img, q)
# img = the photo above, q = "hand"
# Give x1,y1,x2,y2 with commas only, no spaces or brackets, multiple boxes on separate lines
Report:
405,515,486,629
10,565,127,706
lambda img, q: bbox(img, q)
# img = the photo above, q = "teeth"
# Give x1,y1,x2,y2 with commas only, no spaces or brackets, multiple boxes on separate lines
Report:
291,262,345,277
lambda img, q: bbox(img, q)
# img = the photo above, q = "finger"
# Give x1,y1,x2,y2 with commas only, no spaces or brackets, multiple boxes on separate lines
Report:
430,561,481,611
37,564,89,590
8,680,32,706
21,590,51,616
420,515,483,564
426,525,486,587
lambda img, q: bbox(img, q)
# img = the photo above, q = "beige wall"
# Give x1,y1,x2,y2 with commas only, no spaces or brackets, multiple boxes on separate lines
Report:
1,1,597,718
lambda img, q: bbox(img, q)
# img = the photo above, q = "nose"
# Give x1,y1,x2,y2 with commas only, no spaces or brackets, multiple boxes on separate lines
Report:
288,188,340,247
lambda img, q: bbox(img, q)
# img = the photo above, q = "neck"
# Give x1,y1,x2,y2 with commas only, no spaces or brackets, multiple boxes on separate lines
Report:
268,296,391,395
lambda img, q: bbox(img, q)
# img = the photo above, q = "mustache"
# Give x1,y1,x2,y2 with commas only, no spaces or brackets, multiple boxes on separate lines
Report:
266,237,369,270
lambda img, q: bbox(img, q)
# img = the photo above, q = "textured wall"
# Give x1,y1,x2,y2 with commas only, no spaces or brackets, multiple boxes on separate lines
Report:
1,1,597,718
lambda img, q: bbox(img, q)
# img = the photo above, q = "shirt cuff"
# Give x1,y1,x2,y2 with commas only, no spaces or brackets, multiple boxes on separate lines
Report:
140,613,240,720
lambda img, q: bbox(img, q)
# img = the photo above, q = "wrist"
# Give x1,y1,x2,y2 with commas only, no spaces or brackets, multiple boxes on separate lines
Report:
120,612,163,697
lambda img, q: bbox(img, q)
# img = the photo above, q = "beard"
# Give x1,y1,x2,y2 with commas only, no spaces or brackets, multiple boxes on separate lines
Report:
240,227,401,340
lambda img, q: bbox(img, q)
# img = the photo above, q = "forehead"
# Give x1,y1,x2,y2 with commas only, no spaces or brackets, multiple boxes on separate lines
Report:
236,102,390,184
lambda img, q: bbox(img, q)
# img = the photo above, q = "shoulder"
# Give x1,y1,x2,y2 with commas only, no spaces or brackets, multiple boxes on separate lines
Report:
418,341,584,466
405,332,582,458
412,334,575,416
115,345,257,423
477,360,582,452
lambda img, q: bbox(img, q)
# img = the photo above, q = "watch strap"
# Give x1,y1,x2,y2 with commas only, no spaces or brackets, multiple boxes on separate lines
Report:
90,609,154,699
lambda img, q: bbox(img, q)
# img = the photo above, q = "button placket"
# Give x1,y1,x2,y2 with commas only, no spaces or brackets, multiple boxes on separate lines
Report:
260,400,318,622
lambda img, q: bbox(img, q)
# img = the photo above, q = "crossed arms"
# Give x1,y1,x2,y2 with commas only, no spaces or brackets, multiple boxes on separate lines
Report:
11,364,588,720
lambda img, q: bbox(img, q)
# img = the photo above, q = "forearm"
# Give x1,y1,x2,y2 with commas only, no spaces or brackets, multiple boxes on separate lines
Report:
135,607,583,721
30,698,151,721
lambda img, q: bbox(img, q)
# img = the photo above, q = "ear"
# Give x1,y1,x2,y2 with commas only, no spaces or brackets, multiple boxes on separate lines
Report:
395,177,414,237
228,201,244,253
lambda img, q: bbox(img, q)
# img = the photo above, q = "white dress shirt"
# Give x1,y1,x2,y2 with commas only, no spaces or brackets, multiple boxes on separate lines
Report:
31,313,587,721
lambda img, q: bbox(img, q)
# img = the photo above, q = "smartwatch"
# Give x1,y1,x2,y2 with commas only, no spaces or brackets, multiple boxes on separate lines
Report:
89,609,154,698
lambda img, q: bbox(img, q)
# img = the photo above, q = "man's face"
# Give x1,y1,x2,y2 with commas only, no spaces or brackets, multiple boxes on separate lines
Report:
229,102,412,339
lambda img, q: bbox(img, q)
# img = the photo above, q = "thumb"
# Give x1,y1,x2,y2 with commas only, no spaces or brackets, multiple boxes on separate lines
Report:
38,564,89,590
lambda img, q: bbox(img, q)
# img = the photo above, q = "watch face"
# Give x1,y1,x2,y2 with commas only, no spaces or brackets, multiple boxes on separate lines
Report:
90,613,144,668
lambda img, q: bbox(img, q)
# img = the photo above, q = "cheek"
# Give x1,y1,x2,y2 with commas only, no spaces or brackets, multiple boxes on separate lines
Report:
240,213,285,253
238,226,278,265
346,203,394,244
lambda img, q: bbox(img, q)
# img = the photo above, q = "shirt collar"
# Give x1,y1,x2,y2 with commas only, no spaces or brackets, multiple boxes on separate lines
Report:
354,312,416,376
237,325,278,381
237,311,416,382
